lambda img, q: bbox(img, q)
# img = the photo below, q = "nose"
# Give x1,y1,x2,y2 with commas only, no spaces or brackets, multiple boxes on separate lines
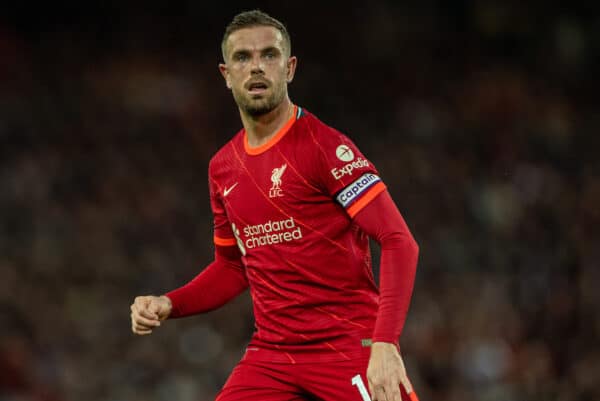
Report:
250,54,264,75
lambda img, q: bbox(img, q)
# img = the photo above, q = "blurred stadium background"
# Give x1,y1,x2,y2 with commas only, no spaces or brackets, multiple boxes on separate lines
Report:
1,1,599,401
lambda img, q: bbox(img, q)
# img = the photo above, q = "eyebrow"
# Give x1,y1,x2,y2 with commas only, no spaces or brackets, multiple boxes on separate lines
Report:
231,46,282,58
260,46,280,54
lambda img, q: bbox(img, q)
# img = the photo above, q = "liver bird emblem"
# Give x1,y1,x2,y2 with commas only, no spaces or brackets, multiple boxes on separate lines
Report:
269,164,287,197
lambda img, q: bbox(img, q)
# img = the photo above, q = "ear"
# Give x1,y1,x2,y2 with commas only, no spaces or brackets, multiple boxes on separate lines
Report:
218,63,231,89
286,56,297,83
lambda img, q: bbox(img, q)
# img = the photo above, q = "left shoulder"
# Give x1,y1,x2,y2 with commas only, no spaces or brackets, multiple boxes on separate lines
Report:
296,108,358,151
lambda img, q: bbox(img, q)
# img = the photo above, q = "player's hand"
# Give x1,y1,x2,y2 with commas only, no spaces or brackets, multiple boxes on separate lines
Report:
367,342,415,401
130,295,172,335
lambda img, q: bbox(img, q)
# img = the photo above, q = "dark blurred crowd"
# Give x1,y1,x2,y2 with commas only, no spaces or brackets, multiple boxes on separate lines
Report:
1,2,599,401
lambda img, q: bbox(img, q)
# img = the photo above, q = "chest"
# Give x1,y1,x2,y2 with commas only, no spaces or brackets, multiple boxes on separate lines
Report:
216,151,328,225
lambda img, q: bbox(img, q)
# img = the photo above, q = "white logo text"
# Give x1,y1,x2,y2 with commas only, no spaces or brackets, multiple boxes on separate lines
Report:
331,157,370,180
242,217,303,250
336,173,381,207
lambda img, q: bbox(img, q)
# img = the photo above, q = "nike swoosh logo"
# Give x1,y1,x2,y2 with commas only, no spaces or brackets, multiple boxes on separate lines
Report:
223,182,238,197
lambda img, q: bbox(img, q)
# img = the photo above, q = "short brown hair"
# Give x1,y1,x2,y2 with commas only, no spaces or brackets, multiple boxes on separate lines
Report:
221,10,291,60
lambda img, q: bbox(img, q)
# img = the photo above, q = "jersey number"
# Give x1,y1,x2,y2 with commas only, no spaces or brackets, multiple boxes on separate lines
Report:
351,374,371,401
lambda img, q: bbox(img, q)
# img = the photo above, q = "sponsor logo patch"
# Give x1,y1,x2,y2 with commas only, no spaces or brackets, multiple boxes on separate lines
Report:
233,217,303,254
331,158,370,180
336,144,355,162
336,173,381,208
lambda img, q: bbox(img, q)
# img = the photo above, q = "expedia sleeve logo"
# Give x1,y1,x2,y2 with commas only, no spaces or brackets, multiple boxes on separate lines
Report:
331,144,369,179
336,173,381,208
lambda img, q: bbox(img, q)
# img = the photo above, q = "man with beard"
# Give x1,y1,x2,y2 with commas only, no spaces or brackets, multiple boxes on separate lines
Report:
130,10,420,401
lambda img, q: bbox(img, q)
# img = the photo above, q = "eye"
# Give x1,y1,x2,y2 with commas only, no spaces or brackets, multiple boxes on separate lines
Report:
263,51,277,60
234,53,249,62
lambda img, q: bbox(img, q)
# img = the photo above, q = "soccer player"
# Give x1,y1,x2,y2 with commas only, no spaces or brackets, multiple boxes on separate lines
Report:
130,10,419,401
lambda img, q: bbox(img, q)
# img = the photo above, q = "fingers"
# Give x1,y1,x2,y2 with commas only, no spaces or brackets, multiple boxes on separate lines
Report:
138,306,159,320
130,296,161,335
133,313,161,329
131,312,159,335
399,373,414,395
368,377,387,401
148,301,160,316
134,296,159,319
369,378,401,401
400,376,417,401
131,320,154,335
367,345,415,401
372,388,387,401
397,358,414,399
386,380,401,401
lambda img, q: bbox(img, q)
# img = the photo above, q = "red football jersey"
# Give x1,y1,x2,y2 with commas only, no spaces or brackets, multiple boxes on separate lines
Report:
209,106,387,363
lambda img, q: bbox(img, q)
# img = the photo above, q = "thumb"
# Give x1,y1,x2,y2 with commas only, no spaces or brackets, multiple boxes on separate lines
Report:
148,299,160,317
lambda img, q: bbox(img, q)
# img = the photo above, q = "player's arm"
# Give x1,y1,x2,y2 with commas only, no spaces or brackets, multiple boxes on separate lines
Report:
353,190,419,344
311,125,418,400
310,127,419,334
165,244,248,318
353,191,419,401
130,245,247,335
130,166,247,335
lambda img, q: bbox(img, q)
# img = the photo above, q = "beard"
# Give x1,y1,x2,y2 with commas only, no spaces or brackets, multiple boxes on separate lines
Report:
232,81,286,117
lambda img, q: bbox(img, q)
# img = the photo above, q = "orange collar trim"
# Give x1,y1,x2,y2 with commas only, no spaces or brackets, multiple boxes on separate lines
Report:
244,105,298,155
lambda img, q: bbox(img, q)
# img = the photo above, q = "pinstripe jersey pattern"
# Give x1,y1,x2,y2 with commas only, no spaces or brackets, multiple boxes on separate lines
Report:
209,106,387,363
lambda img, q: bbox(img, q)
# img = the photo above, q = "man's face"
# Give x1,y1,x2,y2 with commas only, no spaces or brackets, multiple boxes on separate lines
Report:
219,26,296,116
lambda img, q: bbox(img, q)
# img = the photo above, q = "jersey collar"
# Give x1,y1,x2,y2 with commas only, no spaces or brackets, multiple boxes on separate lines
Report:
244,105,299,155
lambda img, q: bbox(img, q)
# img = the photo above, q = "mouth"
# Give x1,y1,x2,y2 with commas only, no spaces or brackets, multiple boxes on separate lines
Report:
246,80,269,95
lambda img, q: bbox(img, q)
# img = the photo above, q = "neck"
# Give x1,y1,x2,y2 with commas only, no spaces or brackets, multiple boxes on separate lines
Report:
241,98,294,148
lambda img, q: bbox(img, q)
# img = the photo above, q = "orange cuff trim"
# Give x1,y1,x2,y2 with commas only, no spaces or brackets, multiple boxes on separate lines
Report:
347,182,387,218
244,105,298,155
214,236,237,246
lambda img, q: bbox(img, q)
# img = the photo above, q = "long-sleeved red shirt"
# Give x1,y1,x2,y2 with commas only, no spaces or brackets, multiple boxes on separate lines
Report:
167,106,418,363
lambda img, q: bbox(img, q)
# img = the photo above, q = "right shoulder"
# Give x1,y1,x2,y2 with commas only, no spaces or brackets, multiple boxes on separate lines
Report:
208,129,245,176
